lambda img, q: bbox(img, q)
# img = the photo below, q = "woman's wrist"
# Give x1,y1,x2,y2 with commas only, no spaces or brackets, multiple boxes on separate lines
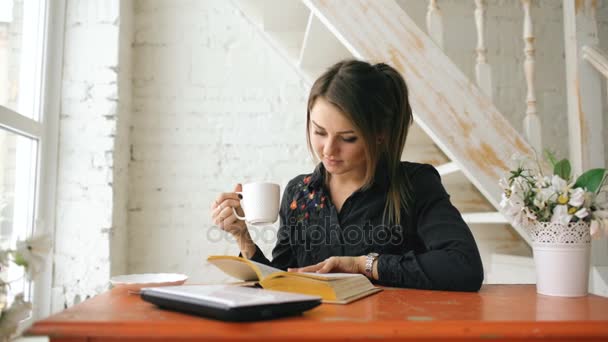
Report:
357,256,367,275
236,231,255,259
358,255,379,280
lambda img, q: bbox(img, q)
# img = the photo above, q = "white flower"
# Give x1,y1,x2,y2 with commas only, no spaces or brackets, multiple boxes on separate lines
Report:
533,187,555,210
533,197,546,210
535,175,551,188
0,294,32,339
501,192,529,226
574,207,589,219
551,175,569,194
551,205,572,225
523,207,537,221
568,188,586,207
511,177,529,195
15,232,52,276
501,193,524,216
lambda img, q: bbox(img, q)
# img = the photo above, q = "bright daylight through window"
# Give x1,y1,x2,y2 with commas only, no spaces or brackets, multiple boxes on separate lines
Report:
0,0,54,332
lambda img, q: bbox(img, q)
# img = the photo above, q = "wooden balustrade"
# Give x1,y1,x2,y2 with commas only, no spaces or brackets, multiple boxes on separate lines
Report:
426,0,444,49
521,0,542,154
474,0,492,99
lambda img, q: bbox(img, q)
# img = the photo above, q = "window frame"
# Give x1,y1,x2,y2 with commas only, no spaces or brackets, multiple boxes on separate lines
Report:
31,0,65,321
0,0,65,325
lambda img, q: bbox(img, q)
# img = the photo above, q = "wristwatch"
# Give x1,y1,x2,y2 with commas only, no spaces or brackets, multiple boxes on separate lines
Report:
364,253,379,278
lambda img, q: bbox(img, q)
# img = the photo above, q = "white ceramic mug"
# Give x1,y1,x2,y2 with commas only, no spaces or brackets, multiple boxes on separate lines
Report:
231,182,280,225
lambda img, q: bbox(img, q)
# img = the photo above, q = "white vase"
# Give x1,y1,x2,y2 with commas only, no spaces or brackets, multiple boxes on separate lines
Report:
528,221,591,297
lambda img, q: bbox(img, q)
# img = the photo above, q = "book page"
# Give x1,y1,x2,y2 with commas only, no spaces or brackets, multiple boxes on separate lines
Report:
247,259,283,279
264,271,363,281
207,257,260,281
289,272,362,280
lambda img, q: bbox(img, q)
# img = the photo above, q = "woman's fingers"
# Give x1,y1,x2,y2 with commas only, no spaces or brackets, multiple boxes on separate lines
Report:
291,261,325,273
211,199,242,220
215,192,241,205
216,207,234,227
289,257,355,274
219,199,241,210
316,258,336,273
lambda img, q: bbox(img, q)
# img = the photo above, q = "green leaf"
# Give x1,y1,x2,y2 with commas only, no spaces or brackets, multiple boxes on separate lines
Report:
554,159,571,181
544,149,558,167
574,168,607,193
13,252,28,268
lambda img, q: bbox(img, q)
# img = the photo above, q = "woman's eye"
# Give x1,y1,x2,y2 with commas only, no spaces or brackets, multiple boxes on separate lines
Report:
314,131,326,136
342,137,358,143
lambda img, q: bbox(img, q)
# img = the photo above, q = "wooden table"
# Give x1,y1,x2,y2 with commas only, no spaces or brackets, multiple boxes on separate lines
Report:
26,285,608,341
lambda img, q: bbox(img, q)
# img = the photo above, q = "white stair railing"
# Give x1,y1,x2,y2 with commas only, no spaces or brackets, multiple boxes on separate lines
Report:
563,0,605,175
521,0,542,154
582,46,608,80
474,0,492,99
425,0,444,50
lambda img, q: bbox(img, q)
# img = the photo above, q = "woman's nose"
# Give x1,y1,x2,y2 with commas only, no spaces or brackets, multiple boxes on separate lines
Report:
323,137,338,157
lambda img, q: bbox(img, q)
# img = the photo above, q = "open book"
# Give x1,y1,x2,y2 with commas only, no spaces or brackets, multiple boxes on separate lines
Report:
207,255,382,304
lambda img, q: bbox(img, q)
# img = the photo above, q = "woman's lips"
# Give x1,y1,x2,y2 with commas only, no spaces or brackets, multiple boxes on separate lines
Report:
324,159,343,166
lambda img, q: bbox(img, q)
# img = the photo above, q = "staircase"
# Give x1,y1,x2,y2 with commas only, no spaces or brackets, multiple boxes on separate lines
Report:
231,0,605,289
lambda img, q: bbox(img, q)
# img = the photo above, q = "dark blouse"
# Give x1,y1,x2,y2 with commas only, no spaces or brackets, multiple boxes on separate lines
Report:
245,161,484,292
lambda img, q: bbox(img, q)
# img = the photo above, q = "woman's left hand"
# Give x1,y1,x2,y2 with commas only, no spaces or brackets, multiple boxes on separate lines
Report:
288,256,365,274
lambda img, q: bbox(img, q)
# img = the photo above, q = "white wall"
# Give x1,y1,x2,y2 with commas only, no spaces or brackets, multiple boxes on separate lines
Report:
52,0,131,312
110,0,133,280
128,0,310,282
599,1,608,166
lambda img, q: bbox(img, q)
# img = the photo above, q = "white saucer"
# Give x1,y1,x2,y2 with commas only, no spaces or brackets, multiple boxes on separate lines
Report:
110,273,188,294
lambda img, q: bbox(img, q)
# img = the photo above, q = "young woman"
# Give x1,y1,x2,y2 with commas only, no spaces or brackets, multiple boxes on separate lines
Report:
211,60,484,291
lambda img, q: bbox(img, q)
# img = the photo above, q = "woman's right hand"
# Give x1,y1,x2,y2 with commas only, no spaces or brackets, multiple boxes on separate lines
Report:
210,184,248,238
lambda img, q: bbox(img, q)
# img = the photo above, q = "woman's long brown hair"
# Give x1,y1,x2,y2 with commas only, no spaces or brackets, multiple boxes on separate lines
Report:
306,60,414,225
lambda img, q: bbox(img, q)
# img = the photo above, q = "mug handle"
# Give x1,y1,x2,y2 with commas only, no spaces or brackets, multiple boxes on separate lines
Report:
232,192,246,221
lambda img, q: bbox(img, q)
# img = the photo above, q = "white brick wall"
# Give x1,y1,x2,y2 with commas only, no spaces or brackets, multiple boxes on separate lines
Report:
129,0,310,282
52,0,129,312
110,0,133,280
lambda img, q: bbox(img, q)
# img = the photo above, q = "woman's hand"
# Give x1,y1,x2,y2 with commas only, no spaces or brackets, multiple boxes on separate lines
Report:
211,184,247,238
288,256,366,274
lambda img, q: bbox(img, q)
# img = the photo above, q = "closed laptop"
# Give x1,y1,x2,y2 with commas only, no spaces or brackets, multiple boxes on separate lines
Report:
141,285,322,322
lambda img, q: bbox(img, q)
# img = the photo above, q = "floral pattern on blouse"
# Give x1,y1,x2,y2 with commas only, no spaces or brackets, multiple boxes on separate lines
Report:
289,175,326,224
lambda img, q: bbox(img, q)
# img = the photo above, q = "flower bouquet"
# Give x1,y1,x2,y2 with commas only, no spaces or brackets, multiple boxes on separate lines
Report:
499,152,607,297
0,196,52,340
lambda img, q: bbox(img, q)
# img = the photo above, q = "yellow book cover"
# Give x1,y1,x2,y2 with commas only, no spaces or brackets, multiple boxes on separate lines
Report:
207,255,381,304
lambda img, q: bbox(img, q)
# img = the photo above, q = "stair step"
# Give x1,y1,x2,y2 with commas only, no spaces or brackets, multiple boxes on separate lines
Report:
298,12,352,82
461,212,507,224
486,253,535,284
262,0,309,31
266,30,305,62
436,162,459,176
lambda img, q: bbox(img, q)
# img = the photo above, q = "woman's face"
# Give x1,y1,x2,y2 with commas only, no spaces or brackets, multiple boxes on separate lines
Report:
309,97,367,178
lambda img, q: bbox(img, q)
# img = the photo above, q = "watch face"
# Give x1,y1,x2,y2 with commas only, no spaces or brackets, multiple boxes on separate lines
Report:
368,253,379,258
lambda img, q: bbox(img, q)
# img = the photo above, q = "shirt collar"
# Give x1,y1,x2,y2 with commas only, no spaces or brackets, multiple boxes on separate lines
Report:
309,159,390,191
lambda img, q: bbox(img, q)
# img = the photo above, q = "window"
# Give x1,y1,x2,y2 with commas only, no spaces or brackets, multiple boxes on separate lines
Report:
0,0,64,322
